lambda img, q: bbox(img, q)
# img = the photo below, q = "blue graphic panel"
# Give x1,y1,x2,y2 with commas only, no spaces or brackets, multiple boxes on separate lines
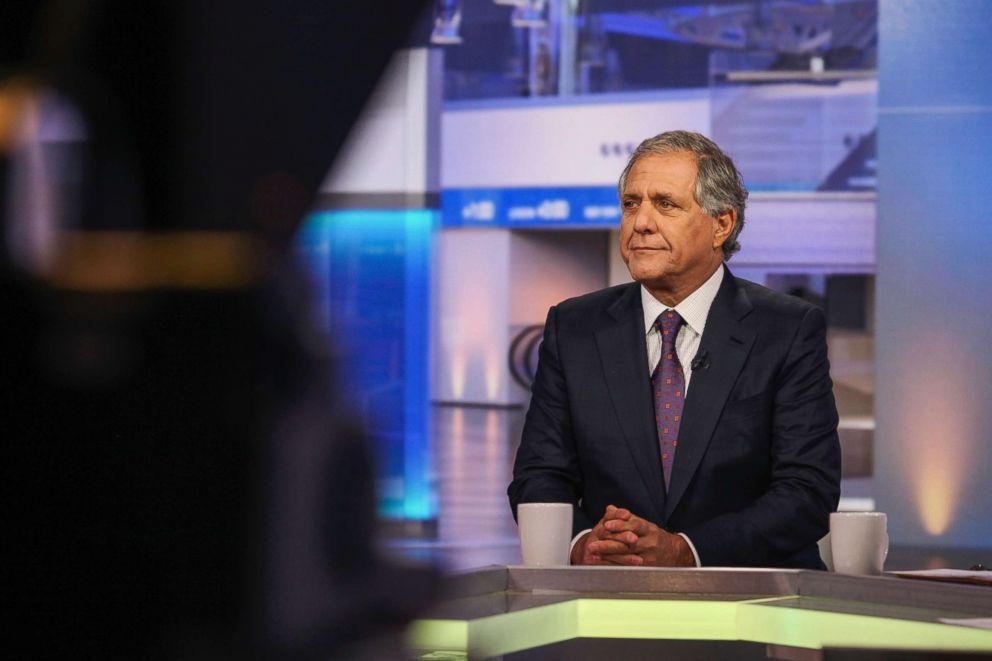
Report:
442,186,622,228
296,209,435,521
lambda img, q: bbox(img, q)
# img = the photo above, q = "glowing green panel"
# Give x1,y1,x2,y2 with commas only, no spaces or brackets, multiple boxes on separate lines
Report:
470,600,578,658
408,619,468,652
409,599,737,658
577,599,739,640
738,603,992,652
409,598,992,658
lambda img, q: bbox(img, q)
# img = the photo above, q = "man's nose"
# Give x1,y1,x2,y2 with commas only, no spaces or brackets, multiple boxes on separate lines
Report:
632,203,656,233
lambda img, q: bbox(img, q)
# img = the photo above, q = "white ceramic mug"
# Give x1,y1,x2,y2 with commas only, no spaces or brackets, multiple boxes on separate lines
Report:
829,512,888,576
517,503,573,567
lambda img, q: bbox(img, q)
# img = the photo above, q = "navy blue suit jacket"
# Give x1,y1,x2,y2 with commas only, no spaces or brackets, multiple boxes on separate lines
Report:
508,267,841,568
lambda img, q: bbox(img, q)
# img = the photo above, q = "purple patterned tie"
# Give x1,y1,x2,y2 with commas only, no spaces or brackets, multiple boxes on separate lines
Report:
651,310,685,491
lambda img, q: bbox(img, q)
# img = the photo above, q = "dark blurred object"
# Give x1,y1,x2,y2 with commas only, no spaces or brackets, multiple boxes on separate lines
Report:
2,1,433,659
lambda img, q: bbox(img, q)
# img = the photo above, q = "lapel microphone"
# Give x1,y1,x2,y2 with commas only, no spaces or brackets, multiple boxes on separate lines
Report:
691,349,710,371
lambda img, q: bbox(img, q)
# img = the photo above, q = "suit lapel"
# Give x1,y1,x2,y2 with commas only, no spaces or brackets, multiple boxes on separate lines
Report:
594,284,666,522
664,269,755,520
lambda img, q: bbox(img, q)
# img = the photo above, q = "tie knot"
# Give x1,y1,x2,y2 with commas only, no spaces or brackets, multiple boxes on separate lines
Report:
655,310,684,342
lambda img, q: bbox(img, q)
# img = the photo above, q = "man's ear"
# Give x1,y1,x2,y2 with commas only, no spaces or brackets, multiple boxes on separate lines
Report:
713,209,736,250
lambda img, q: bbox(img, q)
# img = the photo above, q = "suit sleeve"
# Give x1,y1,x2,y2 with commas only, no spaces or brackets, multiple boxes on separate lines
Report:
680,306,841,566
508,306,595,536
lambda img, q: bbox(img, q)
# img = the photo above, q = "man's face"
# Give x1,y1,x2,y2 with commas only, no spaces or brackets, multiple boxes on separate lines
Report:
619,151,728,299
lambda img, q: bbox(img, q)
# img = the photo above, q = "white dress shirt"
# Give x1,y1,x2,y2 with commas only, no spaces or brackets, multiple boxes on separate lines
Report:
570,266,724,566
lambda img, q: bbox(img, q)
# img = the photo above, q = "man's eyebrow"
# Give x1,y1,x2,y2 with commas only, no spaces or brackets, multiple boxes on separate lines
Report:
622,189,673,197
650,191,679,203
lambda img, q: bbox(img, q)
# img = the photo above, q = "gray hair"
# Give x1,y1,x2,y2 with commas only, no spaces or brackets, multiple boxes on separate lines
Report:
617,130,748,259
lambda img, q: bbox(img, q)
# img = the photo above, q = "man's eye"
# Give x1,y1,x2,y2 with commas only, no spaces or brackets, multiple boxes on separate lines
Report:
622,200,638,210
657,199,674,210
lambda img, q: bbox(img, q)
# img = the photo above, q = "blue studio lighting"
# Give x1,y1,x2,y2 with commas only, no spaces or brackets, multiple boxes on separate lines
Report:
296,208,436,522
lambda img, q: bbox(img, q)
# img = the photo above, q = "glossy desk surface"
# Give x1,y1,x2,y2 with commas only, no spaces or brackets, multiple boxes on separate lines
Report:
408,566,992,660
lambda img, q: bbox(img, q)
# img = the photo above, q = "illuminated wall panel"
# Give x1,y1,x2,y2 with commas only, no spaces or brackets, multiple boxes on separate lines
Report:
433,229,513,405
433,229,610,407
875,0,992,547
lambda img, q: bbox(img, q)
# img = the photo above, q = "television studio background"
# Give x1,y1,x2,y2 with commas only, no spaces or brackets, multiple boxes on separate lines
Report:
298,0,992,570
3,0,992,657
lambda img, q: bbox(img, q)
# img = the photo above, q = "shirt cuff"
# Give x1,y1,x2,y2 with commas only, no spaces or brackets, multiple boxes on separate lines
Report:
569,529,592,563
678,532,702,567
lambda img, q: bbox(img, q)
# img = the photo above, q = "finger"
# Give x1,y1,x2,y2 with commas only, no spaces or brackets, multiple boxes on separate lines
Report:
623,513,654,536
587,539,636,556
601,553,644,566
599,528,639,545
587,539,632,555
630,528,677,556
578,552,606,566
604,511,651,535
603,518,640,534
601,505,622,522
592,506,614,533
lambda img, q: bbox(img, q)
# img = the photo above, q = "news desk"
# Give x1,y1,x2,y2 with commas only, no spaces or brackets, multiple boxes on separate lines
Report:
408,566,992,660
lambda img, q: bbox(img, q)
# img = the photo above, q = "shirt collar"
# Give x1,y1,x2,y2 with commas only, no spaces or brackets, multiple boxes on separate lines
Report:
641,265,725,337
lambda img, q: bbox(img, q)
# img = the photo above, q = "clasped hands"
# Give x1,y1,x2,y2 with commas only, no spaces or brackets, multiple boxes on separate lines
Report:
570,505,695,567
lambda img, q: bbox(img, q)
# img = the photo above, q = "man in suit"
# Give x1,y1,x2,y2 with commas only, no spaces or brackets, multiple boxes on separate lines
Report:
508,131,841,569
